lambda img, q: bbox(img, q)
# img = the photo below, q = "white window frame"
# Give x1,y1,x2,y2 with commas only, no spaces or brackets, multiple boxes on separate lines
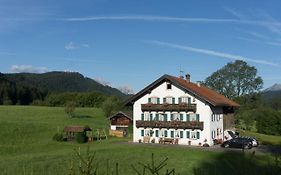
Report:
165,96,173,104
150,97,158,104
190,131,197,140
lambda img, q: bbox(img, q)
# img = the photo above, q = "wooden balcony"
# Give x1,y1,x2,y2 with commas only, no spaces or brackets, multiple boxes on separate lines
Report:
135,120,203,130
141,103,196,112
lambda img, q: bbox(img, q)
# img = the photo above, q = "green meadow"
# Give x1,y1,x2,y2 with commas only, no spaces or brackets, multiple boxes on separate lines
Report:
0,106,280,175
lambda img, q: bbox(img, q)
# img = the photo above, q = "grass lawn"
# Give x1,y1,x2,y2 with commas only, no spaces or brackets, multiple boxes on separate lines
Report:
0,106,280,175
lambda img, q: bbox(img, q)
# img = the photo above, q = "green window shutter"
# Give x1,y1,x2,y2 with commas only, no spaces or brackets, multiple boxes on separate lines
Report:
148,98,151,103
196,114,200,121
186,131,190,138
155,114,159,121
163,98,166,103
164,114,168,121
178,97,182,103
141,130,144,136
180,114,183,121
170,113,174,121
180,131,183,138
172,97,175,104
171,131,174,138
188,97,191,104
196,131,200,139
186,114,190,121
156,130,159,137
164,130,168,137
150,113,153,121
141,113,144,121
157,98,160,104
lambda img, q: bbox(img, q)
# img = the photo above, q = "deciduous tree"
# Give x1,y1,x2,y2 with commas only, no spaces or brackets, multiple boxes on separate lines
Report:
204,60,263,99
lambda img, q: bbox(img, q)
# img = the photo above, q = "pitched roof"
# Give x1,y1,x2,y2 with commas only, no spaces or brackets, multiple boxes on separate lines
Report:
108,111,133,120
125,74,239,108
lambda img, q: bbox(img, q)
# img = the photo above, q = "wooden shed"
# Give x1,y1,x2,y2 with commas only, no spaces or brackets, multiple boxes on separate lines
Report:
109,111,132,137
63,125,92,141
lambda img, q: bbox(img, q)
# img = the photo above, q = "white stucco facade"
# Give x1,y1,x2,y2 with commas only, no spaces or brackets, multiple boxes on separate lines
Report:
132,81,225,146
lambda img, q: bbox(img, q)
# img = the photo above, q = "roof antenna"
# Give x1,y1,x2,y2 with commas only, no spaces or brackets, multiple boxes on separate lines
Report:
179,65,184,79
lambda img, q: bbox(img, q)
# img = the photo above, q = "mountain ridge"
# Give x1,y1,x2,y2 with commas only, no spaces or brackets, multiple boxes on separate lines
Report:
4,71,126,97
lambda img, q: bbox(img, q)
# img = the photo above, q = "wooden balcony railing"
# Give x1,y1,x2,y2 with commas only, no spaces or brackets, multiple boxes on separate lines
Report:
135,120,203,130
141,103,196,112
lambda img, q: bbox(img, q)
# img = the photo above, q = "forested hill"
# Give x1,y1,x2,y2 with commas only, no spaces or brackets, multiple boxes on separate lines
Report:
4,71,125,97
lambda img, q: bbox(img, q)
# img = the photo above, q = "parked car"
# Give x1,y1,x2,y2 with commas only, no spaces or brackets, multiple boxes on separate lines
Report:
240,136,259,147
221,137,253,149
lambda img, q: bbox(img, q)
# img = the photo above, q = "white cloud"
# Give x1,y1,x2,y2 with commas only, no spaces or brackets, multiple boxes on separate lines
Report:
10,65,48,73
64,42,90,50
65,41,78,50
94,77,111,86
118,85,134,95
146,40,279,67
62,15,281,27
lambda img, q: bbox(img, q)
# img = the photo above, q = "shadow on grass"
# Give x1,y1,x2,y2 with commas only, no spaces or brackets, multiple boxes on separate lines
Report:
193,150,281,175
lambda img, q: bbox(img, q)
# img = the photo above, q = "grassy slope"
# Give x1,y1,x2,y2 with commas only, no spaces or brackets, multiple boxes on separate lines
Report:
0,106,279,175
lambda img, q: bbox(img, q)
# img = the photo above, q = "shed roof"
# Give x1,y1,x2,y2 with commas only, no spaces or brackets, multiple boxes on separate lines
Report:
63,125,92,132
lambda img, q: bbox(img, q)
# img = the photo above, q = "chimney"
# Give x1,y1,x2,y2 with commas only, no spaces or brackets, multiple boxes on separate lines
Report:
196,82,201,87
185,74,190,83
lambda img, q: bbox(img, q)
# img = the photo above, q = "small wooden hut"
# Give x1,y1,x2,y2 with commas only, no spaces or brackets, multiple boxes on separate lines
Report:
63,125,92,141
109,111,132,137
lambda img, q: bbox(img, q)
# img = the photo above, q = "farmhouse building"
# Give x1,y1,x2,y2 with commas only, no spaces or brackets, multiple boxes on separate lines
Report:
126,74,239,146
109,111,132,137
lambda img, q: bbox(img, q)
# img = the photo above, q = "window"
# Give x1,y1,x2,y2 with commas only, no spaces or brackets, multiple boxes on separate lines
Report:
170,130,174,138
163,113,168,121
179,97,191,104
191,131,200,139
150,113,153,121
179,113,184,121
186,131,190,138
212,130,216,139
190,113,198,121
155,113,159,121
160,129,165,137
180,131,183,138
141,130,144,136
167,82,172,90
164,130,168,137
149,97,160,104
186,113,190,121
145,129,151,136
164,97,175,104
155,130,159,137
170,113,179,121
144,113,149,121
141,113,144,121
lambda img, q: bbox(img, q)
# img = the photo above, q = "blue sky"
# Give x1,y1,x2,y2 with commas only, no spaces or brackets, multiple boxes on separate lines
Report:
1,0,281,93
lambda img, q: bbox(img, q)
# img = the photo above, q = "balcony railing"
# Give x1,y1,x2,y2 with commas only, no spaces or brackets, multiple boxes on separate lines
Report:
141,103,196,112
136,120,203,130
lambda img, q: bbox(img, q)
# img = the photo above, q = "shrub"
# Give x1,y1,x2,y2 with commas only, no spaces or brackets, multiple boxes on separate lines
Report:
53,133,64,141
76,132,88,143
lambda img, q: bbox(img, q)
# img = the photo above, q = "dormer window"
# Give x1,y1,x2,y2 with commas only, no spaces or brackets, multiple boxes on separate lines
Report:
166,82,172,90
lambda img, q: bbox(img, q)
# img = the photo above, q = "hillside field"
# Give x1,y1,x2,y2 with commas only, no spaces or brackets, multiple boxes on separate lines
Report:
0,106,280,175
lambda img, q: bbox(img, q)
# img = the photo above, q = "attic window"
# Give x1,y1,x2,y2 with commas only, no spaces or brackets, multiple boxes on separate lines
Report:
166,82,172,90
